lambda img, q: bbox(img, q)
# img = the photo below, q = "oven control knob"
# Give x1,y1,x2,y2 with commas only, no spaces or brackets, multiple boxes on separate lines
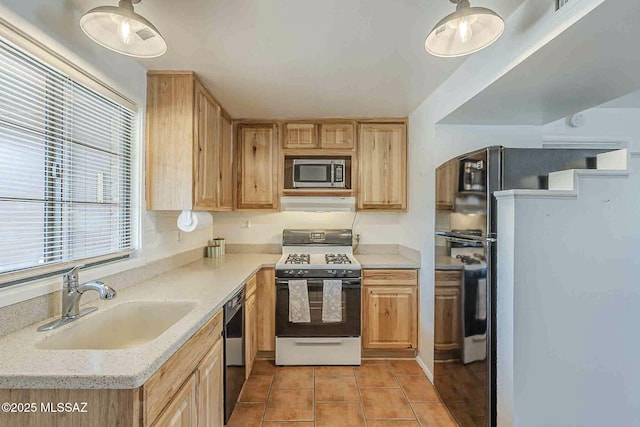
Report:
340,270,348,277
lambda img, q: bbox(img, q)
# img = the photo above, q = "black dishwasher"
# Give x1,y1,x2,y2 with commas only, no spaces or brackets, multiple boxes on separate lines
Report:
223,289,245,423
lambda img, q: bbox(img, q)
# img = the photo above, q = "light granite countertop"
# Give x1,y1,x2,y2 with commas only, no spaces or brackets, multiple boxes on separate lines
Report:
355,254,420,269
435,256,465,270
0,254,279,390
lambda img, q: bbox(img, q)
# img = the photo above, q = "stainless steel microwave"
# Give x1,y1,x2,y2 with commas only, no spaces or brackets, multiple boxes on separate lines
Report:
293,159,346,188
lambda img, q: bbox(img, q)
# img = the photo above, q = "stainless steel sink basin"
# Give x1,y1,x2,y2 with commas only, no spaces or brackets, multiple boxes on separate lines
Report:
37,301,196,350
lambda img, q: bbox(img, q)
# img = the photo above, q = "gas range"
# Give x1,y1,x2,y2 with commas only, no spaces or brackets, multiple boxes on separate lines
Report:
275,230,361,279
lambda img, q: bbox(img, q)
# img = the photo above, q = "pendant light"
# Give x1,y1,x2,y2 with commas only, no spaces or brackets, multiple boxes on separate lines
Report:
80,0,167,58
425,0,504,58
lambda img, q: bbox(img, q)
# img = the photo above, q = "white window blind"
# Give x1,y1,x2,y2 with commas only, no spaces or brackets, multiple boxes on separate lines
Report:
0,36,135,283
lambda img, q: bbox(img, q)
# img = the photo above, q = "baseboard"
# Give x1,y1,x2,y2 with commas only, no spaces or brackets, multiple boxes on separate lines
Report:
362,349,417,359
416,354,434,383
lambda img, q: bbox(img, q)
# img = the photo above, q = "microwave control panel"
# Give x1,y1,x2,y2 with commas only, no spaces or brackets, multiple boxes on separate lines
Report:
334,164,344,183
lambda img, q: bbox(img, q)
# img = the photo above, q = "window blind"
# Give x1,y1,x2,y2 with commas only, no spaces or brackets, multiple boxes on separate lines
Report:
0,36,135,283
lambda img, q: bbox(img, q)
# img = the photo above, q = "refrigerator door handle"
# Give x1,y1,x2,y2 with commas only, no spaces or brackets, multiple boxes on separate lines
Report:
435,230,497,243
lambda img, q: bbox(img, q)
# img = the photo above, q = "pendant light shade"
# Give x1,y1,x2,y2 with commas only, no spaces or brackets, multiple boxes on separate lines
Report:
425,0,504,58
80,0,167,58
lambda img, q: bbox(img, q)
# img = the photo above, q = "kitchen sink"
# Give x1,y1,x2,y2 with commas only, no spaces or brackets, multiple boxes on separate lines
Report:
36,301,197,350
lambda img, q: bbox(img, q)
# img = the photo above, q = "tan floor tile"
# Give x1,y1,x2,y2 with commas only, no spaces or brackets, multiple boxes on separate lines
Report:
390,360,425,376
315,375,360,402
262,423,314,427
272,366,314,389
356,365,399,388
239,375,272,403
412,402,459,426
316,403,366,427
397,375,441,402
226,403,264,427
361,359,390,365
315,366,356,376
367,421,421,427
264,389,314,421
361,388,415,420
251,359,277,376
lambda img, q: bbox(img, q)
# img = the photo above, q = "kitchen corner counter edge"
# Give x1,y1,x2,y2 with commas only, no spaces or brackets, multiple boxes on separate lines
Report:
434,256,465,271
0,254,279,390
355,254,421,269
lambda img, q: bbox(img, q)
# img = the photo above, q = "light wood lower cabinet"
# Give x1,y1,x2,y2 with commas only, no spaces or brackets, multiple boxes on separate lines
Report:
362,269,419,351
434,270,462,360
151,374,197,427
245,275,258,379
196,338,224,427
257,268,276,352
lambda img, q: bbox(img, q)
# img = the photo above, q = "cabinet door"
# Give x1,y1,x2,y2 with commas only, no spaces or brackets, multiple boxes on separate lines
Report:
218,113,234,210
194,84,220,210
257,268,276,352
436,160,459,210
284,123,317,149
320,123,354,149
434,286,462,352
237,125,279,210
357,124,407,211
363,286,418,349
152,374,197,427
196,338,224,427
244,293,257,379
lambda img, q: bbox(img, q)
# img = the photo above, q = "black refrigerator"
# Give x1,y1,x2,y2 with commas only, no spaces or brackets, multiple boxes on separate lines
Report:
434,146,610,427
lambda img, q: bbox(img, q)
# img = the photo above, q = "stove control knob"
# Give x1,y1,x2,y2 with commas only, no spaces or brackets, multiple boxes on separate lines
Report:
340,270,348,277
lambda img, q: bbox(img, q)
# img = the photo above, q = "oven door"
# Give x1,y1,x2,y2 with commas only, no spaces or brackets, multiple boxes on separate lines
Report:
276,279,361,337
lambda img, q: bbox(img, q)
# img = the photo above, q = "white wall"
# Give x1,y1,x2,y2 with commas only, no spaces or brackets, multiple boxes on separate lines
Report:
405,0,607,379
543,107,640,153
0,0,212,306
211,211,404,245
495,156,640,426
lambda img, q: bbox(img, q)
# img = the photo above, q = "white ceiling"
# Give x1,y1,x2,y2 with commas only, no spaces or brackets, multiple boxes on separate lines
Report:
440,0,640,125
69,0,522,119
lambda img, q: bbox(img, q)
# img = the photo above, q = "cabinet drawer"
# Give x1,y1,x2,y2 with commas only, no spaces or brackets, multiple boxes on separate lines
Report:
245,275,257,299
144,310,222,426
435,270,462,287
363,269,418,286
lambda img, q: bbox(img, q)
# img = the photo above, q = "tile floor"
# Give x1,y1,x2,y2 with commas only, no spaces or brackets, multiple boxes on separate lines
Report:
228,359,459,427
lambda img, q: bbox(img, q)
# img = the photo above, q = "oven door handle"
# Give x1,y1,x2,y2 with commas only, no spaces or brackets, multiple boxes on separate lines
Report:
294,339,344,346
276,281,361,288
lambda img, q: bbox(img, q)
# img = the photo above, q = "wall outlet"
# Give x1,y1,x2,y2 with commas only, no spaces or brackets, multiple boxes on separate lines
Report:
355,234,361,244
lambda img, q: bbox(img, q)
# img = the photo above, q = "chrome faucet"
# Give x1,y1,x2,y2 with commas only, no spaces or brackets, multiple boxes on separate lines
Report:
38,264,117,331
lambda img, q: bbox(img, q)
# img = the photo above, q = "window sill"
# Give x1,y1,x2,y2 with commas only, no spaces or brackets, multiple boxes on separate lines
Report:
0,254,144,309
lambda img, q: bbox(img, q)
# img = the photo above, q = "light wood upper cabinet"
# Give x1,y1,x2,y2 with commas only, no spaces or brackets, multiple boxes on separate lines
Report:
236,125,279,210
196,338,224,427
362,269,418,350
146,71,233,211
151,373,197,427
218,113,234,210
436,160,459,211
357,123,407,211
320,123,355,149
194,82,220,210
284,123,318,149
